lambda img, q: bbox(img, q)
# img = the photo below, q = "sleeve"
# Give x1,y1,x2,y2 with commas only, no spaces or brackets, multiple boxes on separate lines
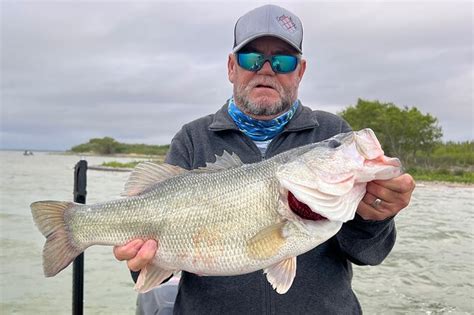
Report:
336,214,396,265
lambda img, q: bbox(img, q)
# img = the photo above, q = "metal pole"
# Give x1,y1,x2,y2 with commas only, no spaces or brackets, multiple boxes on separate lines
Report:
73,160,87,315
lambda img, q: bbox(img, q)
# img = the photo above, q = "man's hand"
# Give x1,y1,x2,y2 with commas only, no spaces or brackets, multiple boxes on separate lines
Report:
113,239,157,271
357,173,415,221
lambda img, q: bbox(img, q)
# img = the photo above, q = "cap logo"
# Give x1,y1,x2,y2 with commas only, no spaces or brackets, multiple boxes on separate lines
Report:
276,15,297,33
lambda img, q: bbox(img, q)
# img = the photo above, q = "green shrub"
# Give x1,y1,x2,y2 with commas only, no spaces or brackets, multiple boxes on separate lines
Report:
71,137,169,156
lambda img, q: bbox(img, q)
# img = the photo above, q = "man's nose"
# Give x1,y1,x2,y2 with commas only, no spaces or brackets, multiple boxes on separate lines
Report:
257,60,276,75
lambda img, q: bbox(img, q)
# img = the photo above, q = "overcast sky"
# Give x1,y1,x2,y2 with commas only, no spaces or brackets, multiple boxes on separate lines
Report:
1,0,472,150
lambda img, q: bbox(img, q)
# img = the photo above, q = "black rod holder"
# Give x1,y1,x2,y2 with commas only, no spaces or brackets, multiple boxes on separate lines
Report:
73,160,87,315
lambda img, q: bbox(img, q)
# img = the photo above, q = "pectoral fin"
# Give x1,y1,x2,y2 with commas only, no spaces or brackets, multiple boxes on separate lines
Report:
264,257,297,294
135,258,175,293
247,222,287,260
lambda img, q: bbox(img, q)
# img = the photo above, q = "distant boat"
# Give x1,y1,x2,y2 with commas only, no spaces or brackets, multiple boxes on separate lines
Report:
23,150,34,156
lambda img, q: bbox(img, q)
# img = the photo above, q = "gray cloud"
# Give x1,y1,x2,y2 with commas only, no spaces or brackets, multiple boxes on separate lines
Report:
1,1,472,151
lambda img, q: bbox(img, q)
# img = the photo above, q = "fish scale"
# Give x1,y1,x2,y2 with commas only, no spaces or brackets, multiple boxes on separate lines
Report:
153,163,281,273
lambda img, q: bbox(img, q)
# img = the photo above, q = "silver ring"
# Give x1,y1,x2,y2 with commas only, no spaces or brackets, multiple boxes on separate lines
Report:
372,198,382,209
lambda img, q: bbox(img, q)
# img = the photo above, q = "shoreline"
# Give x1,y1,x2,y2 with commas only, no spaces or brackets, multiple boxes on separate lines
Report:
58,151,164,159
88,165,134,172
26,151,472,187
415,180,474,188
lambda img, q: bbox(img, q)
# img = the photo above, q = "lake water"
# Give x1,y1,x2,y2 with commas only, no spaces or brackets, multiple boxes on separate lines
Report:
0,151,472,314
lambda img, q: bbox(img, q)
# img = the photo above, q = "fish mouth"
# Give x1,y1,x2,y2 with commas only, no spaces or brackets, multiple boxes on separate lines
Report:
287,191,328,221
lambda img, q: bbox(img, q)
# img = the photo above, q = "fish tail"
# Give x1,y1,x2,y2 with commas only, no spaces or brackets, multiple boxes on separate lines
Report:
30,201,83,277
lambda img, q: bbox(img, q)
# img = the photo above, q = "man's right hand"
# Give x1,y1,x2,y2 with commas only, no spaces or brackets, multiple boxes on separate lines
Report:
113,239,158,272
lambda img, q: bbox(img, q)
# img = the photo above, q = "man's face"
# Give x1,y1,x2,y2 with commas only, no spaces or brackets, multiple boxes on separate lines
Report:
228,36,306,119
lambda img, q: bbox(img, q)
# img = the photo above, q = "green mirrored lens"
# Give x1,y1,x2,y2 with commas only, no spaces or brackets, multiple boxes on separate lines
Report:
238,53,263,71
237,53,298,73
271,55,298,73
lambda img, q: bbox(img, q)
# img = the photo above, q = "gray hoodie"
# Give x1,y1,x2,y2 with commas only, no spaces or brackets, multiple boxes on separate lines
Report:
140,102,396,315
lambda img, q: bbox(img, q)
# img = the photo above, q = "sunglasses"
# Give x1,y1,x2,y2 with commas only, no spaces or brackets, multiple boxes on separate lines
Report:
236,52,300,74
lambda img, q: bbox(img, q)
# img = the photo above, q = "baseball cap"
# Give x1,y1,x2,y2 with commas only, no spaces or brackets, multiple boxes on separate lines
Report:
233,4,303,54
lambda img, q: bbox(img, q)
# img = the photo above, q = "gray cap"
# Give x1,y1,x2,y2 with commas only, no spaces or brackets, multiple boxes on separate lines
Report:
233,4,303,53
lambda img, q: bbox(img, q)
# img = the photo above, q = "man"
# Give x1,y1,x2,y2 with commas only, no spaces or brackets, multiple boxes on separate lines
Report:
115,4,415,314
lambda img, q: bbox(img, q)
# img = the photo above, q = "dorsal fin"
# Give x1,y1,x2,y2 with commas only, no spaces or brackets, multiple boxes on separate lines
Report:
122,162,187,197
197,150,244,172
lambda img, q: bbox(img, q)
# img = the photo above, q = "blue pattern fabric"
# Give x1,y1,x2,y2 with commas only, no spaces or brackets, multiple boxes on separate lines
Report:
227,97,299,141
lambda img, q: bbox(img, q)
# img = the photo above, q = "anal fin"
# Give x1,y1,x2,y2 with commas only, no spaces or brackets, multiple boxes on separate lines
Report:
135,258,175,293
264,257,297,294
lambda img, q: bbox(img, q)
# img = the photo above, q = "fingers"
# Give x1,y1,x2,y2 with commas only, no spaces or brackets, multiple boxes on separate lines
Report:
114,239,144,261
372,174,416,193
357,192,395,221
127,239,158,272
367,175,415,206
113,239,158,272
357,174,416,221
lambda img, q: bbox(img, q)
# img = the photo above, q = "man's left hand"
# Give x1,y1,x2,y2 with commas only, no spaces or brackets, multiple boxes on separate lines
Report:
357,174,415,221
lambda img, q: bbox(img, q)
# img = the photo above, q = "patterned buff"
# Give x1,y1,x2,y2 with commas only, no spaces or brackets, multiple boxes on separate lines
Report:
228,98,299,141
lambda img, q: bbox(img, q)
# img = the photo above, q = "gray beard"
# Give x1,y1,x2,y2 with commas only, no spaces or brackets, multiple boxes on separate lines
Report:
234,94,292,117
232,75,299,117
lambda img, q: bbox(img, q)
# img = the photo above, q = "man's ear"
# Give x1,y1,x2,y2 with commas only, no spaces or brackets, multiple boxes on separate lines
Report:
296,58,306,83
228,53,236,83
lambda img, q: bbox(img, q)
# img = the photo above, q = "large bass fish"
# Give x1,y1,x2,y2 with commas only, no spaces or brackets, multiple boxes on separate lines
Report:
31,129,401,294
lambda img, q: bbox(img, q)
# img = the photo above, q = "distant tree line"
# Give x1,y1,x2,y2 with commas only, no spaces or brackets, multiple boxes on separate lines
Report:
70,100,473,174
418,140,474,170
70,137,169,155
339,99,473,170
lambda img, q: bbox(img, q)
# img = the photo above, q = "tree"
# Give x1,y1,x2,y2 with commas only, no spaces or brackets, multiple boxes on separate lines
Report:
339,99,443,165
401,107,443,163
71,137,121,154
70,138,170,155
89,137,121,155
